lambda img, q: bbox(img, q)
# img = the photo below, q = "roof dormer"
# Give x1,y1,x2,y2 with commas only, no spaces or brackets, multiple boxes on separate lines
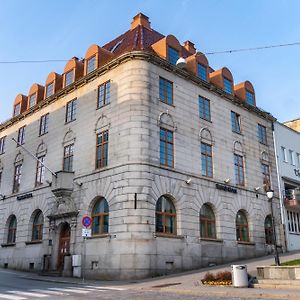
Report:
186,52,209,82
28,83,45,109
209,67,234,95
234,81,256,106
63,57,84,87
13,94,28,117
44,72,63,99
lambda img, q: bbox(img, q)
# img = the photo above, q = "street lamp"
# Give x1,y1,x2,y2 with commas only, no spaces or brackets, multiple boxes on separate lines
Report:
266,188,280,266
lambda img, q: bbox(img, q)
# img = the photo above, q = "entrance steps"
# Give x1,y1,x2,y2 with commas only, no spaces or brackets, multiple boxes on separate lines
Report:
254,279,300,290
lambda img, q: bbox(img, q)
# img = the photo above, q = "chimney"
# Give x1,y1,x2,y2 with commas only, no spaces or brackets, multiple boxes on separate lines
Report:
183,40,196,54
131,13,151,30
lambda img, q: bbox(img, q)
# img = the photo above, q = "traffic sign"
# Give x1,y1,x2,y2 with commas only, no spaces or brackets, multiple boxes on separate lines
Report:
82,216,92,228
82,228,92,237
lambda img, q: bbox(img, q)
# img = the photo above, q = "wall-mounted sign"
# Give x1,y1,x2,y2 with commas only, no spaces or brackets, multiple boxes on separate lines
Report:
216,183,237,194
17,193,33,201
294,169,300,177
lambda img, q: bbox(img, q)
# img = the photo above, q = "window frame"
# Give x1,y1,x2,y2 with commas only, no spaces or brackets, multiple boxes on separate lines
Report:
91,198,109,236
258,124,267,145
167,46,179,65
160,127,174,168
246,90,255,106
29,93,37,108
45,82,54,98
236,211,249,242
39,113,49,136
35,156,45,187
97,81,111,109
63,144,74,172
234,153,245,186
65,69,74,87
65,99,77,123
0,136,6,154
199,96,211,121
223,77,233,94
264,215,273,244
14,103,21,117
198,63,207,81
32,211,43,242
262,163,270,191
201,142,213,177
231,111,241,134
200,204,216,239
159,77,173,105
96,130,109,169
7,216,17,244
13,164,22,193
87,55,96,74
17,126,26,145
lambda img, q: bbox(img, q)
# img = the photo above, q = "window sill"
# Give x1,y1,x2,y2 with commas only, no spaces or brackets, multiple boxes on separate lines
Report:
1,243,16,248
25,240,43,245
159,99,175,107
259,142,268,146
232,130,242,135
200,237,223,243
200,117,212,123
96,103,110,110
87,234,111,239
65,119,76,125
237,241,255,246
154,233,184,239
39,132,48,137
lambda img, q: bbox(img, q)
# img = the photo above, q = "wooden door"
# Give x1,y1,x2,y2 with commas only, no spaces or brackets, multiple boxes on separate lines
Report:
57,223,70,270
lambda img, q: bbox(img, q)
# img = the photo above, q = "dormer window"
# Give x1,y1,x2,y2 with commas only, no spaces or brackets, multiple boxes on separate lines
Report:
168,46,179,65
14,103,21,117
65,70,74,87
223,77,232,94
46,82,54,98
87,55,96,74
246,90,255,106
198,63,207,81
29,93,37,108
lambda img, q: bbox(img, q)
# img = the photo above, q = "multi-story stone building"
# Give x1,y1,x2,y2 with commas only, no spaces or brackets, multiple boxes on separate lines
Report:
0,13,282,279
274,121,300,251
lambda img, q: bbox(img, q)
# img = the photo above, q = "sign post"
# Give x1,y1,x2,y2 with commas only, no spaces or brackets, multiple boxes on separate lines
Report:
81,216,92,283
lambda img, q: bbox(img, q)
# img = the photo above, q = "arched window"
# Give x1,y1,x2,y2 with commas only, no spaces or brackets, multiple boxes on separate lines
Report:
200,204,216,239
7,215,17,244
236,210,249,242
264,215,273,244
155,195,176,234
91,198,109,235
32,211,44,241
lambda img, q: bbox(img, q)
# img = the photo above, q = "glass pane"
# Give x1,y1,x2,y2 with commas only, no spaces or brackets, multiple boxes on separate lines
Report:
168,46,179,65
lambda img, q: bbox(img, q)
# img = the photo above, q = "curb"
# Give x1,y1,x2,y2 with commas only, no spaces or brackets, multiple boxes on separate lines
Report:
18,275,96,285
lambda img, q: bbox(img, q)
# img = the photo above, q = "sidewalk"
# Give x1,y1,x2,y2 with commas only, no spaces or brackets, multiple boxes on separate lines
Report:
18,250,300,299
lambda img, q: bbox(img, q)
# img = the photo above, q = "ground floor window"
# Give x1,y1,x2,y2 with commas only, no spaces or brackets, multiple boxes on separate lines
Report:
264,215,273,244
236,210,249,242
156,195,176,234
287,210,300,233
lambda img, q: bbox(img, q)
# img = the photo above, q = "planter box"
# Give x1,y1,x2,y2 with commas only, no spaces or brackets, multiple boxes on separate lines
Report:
257,266,300,280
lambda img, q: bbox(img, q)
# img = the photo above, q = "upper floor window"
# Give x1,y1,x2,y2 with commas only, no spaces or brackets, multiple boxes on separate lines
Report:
14,103,21,117
39,113,49,136
17,126,26,145
200,204,216,239
159,77,173,105
201,142,213,177
198,63,207,81
223,77,232,94
29,93,37,108
258,124,267,145
35,156,45,186
231,111,241,134
234,153,244,186
262,163,270,191
98,81,111,108
65,69,74,87
246,91,255,106
63,144,74,172
87,55,96,74
91,197,109,235
160,128,174,167
281,146,288,162
156,195,176,235
289,150,295,165
199,96,211,121
0,136,5,154
13,164,22,193
297,153,300,167
96,130,109,169
65,99,77,123
46,82,54,98
168,46,179,65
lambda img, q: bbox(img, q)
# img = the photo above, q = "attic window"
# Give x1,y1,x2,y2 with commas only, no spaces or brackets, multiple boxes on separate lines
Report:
14,103,21,117
110,39,123,53
246,90,255,106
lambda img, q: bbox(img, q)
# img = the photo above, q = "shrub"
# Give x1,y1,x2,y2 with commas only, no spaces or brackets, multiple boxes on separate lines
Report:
215,271,232,282
202,272,216,282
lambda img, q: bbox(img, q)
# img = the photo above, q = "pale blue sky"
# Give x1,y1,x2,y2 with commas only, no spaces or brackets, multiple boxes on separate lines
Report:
0,0,300,123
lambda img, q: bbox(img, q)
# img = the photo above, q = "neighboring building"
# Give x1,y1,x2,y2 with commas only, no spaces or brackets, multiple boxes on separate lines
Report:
0,13,281,280
274,121,300,251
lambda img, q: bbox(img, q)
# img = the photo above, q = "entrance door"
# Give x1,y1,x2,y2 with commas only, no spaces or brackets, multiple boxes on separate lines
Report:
57,223,71,271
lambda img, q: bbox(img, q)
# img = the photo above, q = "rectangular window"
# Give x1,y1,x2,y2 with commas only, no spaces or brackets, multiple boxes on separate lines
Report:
0,170,2,188
231,111,241,133
65,99,77,123
29,93,37,108
65,69,74,87
168,46,179,65
201,142,213,177
87,55,96,74
199,96,211,121
223,77,232,94
262,163,270,189
287,211,300,233
17,126,26,145
39,113,49,136
234,154,244,186
198,63,207,81
246,91,255,106
289,150,295,165
14,103,21,117
159,77,173,105
281,146,288,162
97,81,111,108
35,156,45,186
297,153,300,167
96,130,109,169
63,144,74,172
13,164,22,193
46,82,54,98
258,124,267,145
160,128,174,167
0,136,5,154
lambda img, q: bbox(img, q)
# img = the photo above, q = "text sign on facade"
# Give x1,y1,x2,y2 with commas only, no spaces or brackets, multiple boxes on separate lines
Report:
82,228,92,237
82,216,92,228
215,183,237,194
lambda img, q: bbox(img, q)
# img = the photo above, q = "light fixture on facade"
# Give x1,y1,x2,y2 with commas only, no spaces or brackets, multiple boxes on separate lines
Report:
176,57,187,68
254,187,260,191
0,194,5,200
185,178,192,184
224,178,231,184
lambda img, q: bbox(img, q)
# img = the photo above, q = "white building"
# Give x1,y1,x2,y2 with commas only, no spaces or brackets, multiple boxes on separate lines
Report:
274,121,300,251
0,13,282,279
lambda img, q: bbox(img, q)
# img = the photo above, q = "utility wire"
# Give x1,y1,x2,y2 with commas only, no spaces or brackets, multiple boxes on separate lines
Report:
0,41,300,64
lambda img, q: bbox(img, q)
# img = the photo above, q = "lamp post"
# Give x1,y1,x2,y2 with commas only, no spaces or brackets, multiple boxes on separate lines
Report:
266,188,280,266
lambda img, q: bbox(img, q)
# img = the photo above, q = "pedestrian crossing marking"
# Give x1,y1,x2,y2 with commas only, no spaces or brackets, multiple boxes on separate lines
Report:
49,287,90,294
30,289,69,296
7,291,48,298
0,294,26,300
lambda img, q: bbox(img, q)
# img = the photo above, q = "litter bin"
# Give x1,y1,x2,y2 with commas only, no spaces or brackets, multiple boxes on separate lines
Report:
231,265,248,288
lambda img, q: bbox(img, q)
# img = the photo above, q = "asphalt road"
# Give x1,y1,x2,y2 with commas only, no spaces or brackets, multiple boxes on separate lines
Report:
0,269,288,300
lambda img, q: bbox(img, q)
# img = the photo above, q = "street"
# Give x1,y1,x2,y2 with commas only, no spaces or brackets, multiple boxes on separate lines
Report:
0,269,288,300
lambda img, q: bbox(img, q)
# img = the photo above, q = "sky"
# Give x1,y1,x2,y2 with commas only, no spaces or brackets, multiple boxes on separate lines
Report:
0,0,300,123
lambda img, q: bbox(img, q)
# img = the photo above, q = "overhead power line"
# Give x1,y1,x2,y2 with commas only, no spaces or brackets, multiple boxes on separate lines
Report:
0,41,300,64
